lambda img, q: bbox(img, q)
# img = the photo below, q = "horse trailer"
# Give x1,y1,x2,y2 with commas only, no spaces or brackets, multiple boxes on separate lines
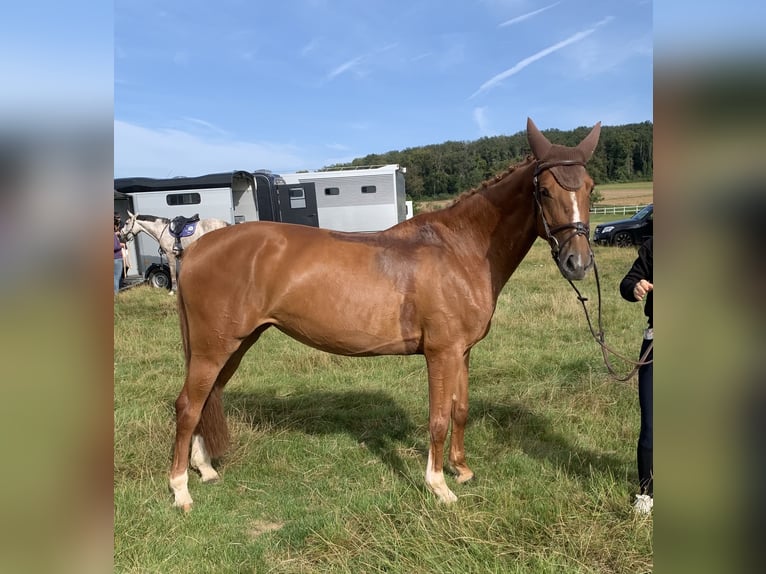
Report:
113,165,410,286
280,164,409,232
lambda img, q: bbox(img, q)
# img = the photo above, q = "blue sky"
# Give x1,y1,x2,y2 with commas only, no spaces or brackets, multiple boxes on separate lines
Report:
115,0,653,178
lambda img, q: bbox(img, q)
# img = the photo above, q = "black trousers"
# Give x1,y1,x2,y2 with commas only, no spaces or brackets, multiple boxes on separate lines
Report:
637,336,653,496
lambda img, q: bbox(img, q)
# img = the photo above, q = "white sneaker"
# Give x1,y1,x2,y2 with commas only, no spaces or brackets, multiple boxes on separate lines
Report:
633,494,653,515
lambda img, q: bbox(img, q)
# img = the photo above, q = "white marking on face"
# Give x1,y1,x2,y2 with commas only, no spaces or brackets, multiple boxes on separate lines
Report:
570,191,580,223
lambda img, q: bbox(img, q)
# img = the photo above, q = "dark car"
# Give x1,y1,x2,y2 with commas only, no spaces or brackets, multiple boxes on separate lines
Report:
592,203,653,247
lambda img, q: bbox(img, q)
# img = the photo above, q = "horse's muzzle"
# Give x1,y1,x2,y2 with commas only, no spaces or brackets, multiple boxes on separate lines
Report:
558,248,593,281
551,225,593,281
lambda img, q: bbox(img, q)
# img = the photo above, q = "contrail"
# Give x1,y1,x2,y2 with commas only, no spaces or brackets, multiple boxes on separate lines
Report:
470,16,613,99
499,2,562,27
327,55,364,80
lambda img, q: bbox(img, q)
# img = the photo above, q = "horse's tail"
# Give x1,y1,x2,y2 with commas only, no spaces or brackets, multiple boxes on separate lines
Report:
196,383,230,459
177,269,230,458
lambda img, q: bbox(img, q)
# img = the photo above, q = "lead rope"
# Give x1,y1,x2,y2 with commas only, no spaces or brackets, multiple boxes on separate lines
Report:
565,257,653,382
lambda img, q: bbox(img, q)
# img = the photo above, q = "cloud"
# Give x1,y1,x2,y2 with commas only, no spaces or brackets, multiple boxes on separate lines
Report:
114,120,308,177
327,55,365,80
470,16,614,99
301,38,321,57
498,2,562,27
473,107,491,135
179,116,229,136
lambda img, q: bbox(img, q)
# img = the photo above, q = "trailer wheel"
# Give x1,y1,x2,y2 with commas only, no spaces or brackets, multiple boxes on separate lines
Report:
147,267,171,290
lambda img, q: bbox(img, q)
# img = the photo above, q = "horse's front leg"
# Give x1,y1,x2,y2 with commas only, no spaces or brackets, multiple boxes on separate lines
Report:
168,253,177,295
448,350,474,484
424,347,466,503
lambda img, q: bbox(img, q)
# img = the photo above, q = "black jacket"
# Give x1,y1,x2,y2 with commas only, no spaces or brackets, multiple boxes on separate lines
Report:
619,237,653,328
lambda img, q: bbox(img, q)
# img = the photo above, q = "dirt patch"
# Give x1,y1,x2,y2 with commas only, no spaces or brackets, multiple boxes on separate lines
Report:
248,520,285,539
597,187,653,206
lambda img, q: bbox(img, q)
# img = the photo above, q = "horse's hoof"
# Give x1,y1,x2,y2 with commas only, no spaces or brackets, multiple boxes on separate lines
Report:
172,500,193,513
456,472,476,484
439,491,458,504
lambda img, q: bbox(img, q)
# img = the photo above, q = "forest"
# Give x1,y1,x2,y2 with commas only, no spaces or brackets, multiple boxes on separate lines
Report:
325,121,653,200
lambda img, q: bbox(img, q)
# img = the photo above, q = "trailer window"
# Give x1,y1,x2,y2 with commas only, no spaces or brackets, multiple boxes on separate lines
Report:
288,187,306,209
361,185,376,194
324,187,340,196
166,193,201,206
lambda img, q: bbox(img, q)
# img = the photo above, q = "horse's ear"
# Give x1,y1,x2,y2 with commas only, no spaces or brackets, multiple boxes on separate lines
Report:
527,117,552,159
576,121,602,160
128,211,135,218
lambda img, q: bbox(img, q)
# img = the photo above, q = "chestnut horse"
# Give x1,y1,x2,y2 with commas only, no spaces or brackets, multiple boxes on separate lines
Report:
169,118,601,510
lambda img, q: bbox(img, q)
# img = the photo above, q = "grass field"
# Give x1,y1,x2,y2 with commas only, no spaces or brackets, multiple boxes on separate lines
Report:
415,182,653,213
114,240,652,573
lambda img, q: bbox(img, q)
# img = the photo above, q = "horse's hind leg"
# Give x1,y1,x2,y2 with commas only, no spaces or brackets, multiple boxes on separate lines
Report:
189,331,265,484
169,353,230,511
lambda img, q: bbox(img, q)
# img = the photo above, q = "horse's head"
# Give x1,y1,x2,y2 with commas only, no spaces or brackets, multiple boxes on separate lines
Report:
527,117,601,281
120,211,138,242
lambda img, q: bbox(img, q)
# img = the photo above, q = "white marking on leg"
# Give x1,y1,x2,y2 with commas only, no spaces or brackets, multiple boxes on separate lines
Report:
169,470,193,509
190,434,220,482
425,448,457,504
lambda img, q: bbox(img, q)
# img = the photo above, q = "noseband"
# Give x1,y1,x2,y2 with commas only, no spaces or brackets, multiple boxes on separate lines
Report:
532,160,590,260
122,220,136,242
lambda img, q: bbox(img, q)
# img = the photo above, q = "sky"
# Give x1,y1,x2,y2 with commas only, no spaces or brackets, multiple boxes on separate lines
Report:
114,0,653,178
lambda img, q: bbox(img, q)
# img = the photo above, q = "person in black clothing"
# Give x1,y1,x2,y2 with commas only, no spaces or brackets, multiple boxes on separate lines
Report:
619,237,653,514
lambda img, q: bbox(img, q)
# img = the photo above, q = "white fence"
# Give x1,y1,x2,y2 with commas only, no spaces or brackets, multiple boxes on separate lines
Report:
589,205,645,215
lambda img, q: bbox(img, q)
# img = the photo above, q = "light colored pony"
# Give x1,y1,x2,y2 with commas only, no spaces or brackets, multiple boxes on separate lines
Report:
120,211,230,294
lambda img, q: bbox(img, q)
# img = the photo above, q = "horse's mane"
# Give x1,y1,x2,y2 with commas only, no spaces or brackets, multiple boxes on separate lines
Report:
136,214,169,223
447,155,535,208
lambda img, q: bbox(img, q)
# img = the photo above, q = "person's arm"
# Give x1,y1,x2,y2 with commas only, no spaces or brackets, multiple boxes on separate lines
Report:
620,241,652,302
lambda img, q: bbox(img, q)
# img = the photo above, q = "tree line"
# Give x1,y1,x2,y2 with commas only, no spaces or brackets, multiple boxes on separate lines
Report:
324,121,652,200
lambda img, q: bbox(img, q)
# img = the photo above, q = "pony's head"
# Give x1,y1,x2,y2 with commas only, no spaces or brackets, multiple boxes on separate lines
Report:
527,117,601,281
120,211,138,242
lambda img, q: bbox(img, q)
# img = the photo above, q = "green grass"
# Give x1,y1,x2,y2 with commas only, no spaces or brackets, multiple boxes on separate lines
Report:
595,182,653,191
114,240,652,573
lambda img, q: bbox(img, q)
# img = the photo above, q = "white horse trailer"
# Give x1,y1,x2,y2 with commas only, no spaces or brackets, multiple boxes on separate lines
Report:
281,164,409,232
113,165,410,287
114,171,264,282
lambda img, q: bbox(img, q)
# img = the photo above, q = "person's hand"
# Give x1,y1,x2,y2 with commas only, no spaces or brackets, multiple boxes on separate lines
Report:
633,279,653,301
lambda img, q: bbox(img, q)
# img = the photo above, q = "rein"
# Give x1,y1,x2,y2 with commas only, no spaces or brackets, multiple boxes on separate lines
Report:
533,160,654,382
564,261,654,382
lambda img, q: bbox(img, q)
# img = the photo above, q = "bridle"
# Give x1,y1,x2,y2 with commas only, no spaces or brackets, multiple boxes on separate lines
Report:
121,217,137,242
532,159,590,261
533,159,653,382
120,216,173,264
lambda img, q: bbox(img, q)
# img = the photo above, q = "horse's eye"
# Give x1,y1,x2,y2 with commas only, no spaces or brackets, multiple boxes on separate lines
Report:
539,187,551,198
